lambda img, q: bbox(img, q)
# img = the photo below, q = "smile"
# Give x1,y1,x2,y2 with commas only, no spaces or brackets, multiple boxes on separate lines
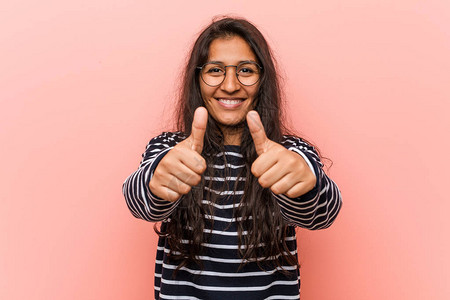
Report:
216,98,245,108
219,98,242,104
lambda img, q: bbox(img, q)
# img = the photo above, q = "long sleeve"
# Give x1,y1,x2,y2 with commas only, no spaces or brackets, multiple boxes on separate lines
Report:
273,135,343,230
122,132,186,222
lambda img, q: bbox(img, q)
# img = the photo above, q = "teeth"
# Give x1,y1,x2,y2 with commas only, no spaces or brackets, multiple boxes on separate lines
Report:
218,99,242,105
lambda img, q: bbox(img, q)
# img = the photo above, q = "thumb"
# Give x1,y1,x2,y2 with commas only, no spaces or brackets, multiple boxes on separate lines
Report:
247,110,269,155
190,107,208,153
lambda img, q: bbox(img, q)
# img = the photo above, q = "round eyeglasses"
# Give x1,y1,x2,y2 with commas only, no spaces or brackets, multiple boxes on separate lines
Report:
197,61,263,87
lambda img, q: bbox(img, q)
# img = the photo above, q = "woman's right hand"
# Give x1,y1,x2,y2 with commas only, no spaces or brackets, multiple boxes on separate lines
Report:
149,107,208,202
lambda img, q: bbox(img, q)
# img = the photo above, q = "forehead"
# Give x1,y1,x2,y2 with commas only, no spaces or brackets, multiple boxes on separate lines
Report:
208,36,257,63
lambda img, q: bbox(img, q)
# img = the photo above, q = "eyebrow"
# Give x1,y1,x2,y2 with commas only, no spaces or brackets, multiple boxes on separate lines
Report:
206,60,257,65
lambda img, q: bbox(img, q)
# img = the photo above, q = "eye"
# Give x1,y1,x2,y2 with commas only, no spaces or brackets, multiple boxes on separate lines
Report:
209,68,223,73
204,64,225,75
237,63,259,77
239,67,254,73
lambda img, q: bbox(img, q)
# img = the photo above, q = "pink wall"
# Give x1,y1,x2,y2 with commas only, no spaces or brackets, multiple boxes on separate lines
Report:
1,1,449,299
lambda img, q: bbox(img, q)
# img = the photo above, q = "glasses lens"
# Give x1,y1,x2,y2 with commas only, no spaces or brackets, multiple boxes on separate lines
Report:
200,62,262,86
236,62,261,86
201,63,225,86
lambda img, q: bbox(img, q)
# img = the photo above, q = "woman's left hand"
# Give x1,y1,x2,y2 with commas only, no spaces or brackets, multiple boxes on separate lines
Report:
246,111,317,198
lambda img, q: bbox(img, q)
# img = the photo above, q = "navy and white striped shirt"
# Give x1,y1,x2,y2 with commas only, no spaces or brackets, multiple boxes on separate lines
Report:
123,132,342,299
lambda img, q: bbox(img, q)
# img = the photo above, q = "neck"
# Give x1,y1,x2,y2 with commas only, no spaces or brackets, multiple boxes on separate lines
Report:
220,125,243,146
224,132,242,145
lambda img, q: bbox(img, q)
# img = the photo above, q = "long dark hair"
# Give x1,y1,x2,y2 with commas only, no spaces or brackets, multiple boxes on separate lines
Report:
157,16,300,274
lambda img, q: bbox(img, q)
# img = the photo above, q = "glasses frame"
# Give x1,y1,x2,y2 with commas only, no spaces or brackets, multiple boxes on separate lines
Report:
196,61,263,87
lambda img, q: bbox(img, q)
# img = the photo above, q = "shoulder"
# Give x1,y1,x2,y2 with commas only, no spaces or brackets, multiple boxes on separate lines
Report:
281,135,314,150
141,132,188,161
281,135,322,165
147,131,187,148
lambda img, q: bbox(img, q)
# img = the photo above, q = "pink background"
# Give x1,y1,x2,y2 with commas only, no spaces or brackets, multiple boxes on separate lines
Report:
1,1,449,299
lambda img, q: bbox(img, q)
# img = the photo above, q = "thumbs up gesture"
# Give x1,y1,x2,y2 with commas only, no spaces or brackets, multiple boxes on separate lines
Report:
246,111,317,198
149,107,208,202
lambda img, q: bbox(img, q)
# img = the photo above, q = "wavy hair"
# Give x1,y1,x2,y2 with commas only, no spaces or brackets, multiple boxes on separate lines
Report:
156,16,300,274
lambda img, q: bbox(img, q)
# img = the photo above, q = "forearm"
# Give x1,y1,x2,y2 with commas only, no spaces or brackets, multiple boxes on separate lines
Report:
274,166,342,229
123,149,180,222
123,132,185,222
274,136,343,229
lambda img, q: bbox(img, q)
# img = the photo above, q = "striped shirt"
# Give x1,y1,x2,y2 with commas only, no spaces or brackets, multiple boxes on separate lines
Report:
123,132,342,299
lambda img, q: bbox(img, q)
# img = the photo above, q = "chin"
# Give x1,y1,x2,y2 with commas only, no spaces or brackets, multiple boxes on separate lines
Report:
217,117,246,129
219,112,246,123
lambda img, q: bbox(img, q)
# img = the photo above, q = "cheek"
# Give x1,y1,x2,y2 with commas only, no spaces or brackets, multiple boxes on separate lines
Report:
247,83,259,96
199,78,207,98
246,87,259,106
199,82,214,100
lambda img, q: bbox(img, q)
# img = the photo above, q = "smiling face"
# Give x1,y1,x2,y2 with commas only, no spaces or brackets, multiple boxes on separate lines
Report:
199,35,259,142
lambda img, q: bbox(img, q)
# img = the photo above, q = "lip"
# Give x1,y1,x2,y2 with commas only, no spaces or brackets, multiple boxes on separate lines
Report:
215,97,246,109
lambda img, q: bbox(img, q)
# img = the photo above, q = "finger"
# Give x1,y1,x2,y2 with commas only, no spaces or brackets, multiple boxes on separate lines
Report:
246,110,269,155
152,164,200,194
169,145,207,175
190,107,208,153
165,175,193,195
269,173,301,196
251,153,278,178
162,188,182,202
170,165,203,186
284,181,314,199
157,159,203,187
256,162,289,189
149,181,181,202
180,153,207,175
156,155,204,186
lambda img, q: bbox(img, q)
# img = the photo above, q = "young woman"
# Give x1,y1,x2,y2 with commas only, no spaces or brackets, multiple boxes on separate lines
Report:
123,17,342,299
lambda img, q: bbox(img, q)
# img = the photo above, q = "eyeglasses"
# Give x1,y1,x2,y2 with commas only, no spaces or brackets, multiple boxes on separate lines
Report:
197,61,263,87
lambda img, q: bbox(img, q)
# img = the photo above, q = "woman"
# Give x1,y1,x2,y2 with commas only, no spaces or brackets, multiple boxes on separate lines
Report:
123,17,342,299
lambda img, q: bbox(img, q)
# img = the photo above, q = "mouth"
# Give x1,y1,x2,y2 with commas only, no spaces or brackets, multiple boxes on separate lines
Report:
215,97,246,108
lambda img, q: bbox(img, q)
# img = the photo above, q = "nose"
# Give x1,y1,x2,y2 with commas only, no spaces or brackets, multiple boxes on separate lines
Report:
220,68,241,93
